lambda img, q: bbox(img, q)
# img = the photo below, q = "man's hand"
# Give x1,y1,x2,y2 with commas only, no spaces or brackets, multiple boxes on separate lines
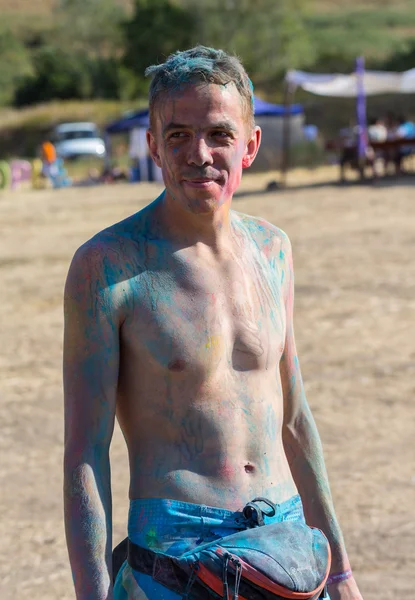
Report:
328,576,363,600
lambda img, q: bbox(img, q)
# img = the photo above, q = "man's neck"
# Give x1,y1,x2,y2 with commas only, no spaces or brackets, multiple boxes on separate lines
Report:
154,190,234,253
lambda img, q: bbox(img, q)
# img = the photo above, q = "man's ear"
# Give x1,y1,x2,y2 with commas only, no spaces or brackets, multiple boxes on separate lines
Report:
242,126,261,169
146,129,162,168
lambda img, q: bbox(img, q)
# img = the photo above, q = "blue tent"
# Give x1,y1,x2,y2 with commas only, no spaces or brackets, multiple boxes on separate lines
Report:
253,96,303,117
106,109,149,134
105,97,303,134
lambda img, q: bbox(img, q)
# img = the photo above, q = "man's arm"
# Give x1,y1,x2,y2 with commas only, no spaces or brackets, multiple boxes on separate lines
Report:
63,242,121,600
279,233,362,600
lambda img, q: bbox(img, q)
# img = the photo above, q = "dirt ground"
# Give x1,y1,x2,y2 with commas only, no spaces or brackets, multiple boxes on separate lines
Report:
1,168,414,599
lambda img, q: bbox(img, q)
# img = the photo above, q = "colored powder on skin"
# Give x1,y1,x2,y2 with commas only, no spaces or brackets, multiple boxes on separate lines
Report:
205,335,221,350
266,404,277,443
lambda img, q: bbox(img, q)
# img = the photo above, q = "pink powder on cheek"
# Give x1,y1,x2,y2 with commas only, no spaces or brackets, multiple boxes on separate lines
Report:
221,142,245,197
223,167,243,197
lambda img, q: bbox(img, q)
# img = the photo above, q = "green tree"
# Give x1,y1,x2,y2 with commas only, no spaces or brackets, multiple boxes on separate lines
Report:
180,0,316,91
123,0,196,79
14,46,90,106
383,39,415,71
54,0,125,57
13,1,131,105
0,30,32,105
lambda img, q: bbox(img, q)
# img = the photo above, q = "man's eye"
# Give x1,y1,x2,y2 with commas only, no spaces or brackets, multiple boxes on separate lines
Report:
212,131,231,139
169,132,187,139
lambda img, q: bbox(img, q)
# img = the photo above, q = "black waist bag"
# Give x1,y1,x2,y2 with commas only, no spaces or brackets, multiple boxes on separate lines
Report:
113,498,331,600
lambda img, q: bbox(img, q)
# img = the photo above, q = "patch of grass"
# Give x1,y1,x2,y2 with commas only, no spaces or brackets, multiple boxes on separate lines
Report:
0,99,144,130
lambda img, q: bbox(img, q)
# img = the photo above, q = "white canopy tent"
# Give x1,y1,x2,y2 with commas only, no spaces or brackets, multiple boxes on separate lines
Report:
286,68,415,97
278,64,415,184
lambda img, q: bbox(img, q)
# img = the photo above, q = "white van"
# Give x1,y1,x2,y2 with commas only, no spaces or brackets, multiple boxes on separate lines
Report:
52,122,106,160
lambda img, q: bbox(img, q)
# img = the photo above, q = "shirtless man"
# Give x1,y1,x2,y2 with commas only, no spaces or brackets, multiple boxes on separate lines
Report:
64,46,363,600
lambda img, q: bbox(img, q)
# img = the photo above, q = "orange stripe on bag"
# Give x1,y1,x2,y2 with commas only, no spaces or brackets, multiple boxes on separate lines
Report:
196,562,249,600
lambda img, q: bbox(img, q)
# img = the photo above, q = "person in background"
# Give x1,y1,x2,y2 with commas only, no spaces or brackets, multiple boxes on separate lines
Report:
396,114,415,140
40,139,58,180
384,111,399,139
367,116,387,143
366,117,388,178
394,115,415,173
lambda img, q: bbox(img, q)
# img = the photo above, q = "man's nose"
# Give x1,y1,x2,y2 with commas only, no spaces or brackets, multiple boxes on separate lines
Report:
187,136,213,167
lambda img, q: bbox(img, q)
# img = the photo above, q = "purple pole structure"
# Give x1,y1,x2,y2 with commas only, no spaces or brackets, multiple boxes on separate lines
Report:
356,56,368,165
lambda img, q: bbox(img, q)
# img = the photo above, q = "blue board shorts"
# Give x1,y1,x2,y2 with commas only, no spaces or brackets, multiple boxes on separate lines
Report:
113,494,316,599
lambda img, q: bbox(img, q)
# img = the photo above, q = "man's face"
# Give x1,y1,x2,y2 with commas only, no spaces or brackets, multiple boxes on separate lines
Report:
147,83,260,215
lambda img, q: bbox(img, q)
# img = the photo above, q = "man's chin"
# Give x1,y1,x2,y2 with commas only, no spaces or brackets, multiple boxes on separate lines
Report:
187,198,220,215
181,182,224,208
185,194,226,215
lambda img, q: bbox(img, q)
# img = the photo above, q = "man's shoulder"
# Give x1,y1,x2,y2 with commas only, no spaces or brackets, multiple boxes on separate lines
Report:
232,210,291,254
71,208,149,268
66,210,149,296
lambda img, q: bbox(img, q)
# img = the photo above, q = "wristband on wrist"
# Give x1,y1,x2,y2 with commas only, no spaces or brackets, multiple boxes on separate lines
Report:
326,569,353,585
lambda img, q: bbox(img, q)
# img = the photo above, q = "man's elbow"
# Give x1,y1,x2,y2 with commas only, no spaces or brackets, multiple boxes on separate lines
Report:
63,441,110,489
282,406,314,443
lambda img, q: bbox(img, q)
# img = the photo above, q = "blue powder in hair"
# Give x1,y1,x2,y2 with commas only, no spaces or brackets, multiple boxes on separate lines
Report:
145,45,255,122
164,55,215,77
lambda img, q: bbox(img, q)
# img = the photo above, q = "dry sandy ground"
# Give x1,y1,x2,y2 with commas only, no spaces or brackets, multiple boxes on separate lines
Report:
1,168,414,599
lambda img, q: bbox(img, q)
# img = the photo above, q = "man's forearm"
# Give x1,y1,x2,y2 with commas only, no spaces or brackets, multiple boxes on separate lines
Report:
282,408,350,573
64,458,113,600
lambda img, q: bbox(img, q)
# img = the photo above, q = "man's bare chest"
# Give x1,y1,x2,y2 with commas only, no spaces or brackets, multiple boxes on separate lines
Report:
120,248,286,373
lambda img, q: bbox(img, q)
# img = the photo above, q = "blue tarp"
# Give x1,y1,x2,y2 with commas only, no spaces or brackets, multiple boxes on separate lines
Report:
105,97,303,134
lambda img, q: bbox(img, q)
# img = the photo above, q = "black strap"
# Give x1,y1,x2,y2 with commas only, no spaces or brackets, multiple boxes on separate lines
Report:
112,538,168,585
112,537,128,583
127,539,192,595
127,539,157,576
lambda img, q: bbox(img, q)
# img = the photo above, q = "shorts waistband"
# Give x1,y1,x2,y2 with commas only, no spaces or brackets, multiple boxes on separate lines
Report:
127,495,305,555
129,493,301,515
129,494,303,533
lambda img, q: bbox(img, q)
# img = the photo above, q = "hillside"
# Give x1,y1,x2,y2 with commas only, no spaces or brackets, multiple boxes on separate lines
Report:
2,0,415,63
0,0,133,40
0,0,131,13
0,0,413,16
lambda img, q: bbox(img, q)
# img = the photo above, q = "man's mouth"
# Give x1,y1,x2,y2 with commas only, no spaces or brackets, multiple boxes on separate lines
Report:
183,178,216,187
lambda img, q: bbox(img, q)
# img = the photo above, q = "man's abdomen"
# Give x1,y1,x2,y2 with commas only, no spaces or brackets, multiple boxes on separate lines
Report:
119,378,297,510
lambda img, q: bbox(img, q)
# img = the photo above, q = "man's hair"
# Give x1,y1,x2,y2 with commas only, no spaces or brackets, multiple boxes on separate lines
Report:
145,45,255,131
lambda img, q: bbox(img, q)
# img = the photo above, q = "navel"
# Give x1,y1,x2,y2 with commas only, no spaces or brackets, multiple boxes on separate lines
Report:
244,463,255,474
167,358,186,372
